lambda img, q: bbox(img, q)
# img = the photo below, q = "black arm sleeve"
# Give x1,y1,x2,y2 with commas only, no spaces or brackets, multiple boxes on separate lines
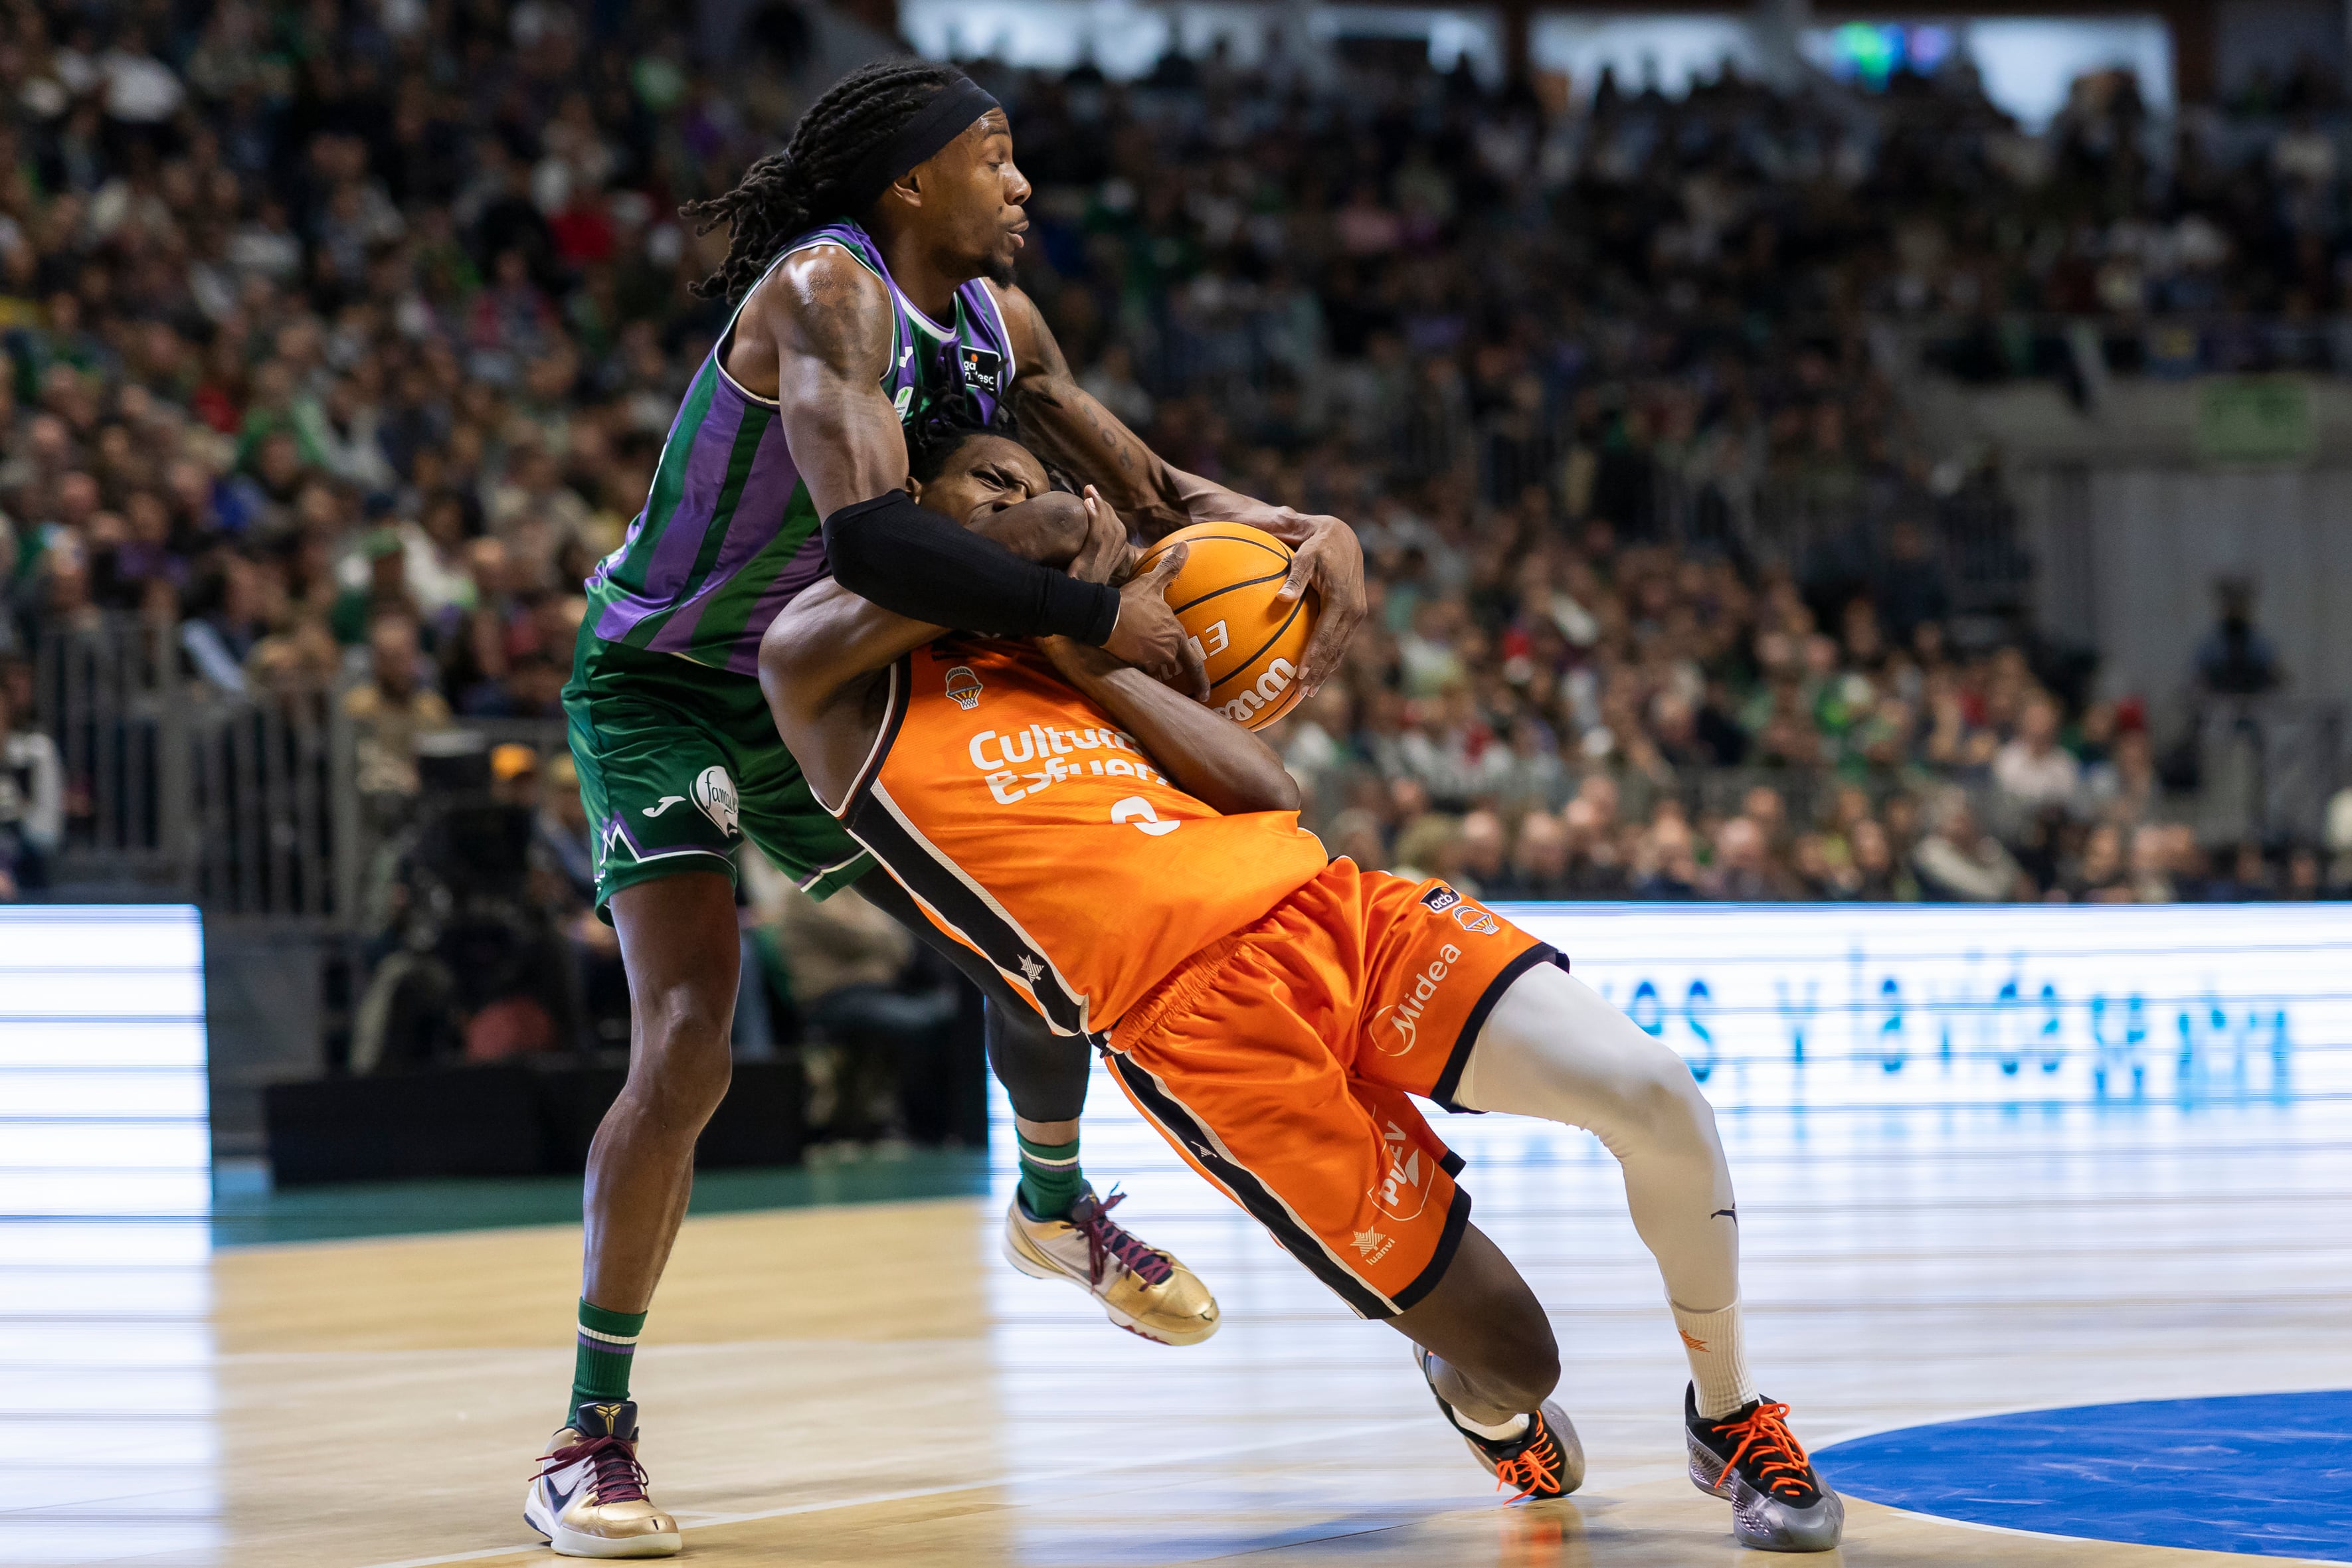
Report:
822,491,1119,645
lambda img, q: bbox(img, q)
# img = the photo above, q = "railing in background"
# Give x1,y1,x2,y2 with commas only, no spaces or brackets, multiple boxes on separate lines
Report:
33,616,345,923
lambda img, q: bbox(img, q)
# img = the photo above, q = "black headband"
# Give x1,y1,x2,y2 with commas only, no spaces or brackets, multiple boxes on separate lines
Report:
840,76,1003,209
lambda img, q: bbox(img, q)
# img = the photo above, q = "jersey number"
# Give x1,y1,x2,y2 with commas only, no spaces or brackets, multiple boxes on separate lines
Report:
1111,796,1181,837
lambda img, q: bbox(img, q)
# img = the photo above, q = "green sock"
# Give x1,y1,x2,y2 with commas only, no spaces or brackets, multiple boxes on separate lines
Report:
571,1298,647,1423
1016,1132,1085,1219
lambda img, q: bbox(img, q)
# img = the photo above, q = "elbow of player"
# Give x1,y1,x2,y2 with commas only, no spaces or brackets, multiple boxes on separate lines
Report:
1240,759,1303,816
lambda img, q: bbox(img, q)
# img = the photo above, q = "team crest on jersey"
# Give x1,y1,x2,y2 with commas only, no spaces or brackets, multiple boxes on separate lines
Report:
1454,903,1500,936
959,345,1004,397
944,665,984,710
692,765,741,837
1419,883,1462,914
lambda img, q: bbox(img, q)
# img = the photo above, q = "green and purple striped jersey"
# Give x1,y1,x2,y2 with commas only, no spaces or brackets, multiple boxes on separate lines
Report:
584,221,1017,674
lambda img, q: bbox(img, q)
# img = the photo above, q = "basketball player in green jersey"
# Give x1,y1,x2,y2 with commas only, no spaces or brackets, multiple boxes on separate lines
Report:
529,62,1366,1557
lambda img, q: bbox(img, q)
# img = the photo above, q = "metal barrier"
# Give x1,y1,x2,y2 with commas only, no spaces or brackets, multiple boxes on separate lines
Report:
33,615,346,921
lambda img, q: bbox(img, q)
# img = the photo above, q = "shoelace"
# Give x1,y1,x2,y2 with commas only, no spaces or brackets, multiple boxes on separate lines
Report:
1071,1190,1173,1286
1491,1419,1562,1501
1713,1402,1813,1500
539,1434,651,1506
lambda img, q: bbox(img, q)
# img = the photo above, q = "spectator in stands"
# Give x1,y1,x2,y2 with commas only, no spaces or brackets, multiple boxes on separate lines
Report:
0,660,62,898
2062,824,2134,904
1914,791,2032,902
1456,808,1507,898
2195,579,2285,695
1993,695,2082,814
342,610,451,837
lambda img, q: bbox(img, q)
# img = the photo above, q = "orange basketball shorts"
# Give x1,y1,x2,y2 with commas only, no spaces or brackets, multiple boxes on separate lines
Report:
1105,859,1564,1319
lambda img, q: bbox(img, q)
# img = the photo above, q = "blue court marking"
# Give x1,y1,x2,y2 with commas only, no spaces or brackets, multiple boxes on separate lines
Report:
1817,1391,2352,1561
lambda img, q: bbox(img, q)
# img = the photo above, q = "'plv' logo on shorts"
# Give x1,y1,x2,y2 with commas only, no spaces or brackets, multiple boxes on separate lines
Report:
1372,942,1463,1056
1370,1120,1431,1221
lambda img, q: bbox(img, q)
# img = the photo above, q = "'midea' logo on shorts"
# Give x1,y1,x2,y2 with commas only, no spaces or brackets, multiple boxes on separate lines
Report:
1372,942,1463,1056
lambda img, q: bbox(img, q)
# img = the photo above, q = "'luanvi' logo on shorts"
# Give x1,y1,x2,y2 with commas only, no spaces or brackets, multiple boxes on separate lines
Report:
1373,941,1464,1055
945,665,984,710
693,765,740,837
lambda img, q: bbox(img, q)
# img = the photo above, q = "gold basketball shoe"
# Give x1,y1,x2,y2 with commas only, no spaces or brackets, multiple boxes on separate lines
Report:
523,1399,681,1558
1004,1185,1220,1345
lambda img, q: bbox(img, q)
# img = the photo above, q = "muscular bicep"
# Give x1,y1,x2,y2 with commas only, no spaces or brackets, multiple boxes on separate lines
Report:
759,249,908,517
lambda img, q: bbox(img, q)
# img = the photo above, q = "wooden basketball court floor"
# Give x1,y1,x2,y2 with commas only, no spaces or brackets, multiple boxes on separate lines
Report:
11,1083,2351,1568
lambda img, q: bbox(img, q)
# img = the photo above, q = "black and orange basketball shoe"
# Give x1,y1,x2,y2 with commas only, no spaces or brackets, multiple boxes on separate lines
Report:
1416,1346,1586,1500
524,1399,681,1558
1684,1385,1845,1551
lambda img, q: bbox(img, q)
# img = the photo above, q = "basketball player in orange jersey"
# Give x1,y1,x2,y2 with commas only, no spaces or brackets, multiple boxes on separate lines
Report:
756,417,1844,1551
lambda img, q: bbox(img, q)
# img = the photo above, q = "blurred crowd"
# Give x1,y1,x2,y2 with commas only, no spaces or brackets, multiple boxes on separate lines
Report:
1,1,2349,918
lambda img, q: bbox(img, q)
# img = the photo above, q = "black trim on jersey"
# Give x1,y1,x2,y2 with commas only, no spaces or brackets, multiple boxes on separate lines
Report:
1391,1185,1473,1314
1108,1051,1396,1320
1439,1148,1465,1177
844,786,1089,1036
828,656,911,820
1429,944,1566,1114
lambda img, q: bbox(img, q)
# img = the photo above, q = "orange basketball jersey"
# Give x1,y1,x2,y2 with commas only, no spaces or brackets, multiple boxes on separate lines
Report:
829,638,1330,1036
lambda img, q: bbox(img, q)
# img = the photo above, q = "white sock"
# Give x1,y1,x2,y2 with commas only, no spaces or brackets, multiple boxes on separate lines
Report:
1455,1409,1530,1442
1672,1300,1758,1420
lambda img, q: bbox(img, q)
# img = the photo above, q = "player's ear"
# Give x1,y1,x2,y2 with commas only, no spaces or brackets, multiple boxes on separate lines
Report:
902,474,923,503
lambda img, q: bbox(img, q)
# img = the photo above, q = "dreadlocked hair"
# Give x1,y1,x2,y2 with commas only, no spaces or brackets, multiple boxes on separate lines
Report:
681,59,972,302
905,379,1025,485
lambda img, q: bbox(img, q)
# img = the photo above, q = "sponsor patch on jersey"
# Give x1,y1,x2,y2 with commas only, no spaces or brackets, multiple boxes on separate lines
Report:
1419,883,1462,915
693,765,741,837
959,345,1004,398
1368,1120,1433,1222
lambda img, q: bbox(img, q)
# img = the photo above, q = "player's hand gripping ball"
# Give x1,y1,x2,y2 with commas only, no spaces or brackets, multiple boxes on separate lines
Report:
1133,523,1320,730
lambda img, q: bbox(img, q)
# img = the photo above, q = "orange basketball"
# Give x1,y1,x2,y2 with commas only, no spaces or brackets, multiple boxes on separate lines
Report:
1133,522,1318,730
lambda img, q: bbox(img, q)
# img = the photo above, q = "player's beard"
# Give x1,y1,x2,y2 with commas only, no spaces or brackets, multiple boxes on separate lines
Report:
986,253,1018,288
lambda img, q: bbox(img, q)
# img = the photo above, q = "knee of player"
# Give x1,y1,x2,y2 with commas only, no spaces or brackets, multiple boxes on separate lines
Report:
636,994,735,1090
1611,1044,1716,1144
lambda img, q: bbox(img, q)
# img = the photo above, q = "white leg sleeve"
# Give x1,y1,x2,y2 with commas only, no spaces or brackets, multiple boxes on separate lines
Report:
1453,962,1741,1314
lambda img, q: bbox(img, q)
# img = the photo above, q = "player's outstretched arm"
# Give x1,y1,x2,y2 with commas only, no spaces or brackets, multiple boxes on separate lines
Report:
990,280,1366,696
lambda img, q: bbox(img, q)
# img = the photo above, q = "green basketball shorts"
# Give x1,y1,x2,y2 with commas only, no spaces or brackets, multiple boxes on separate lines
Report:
563,628,871,915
